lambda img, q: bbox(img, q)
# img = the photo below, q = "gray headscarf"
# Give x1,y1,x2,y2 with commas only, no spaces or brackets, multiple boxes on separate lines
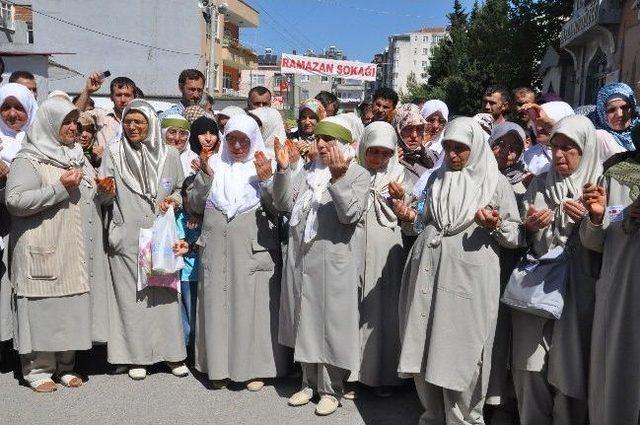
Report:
488,121,527,184
118,99,168,202
17,97,85,169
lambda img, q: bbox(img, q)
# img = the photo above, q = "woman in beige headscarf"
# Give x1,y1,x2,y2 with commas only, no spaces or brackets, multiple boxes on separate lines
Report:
5,97,101,392
100,99,187,380
355,121,414,396
510,115,602,424
392,117,522,423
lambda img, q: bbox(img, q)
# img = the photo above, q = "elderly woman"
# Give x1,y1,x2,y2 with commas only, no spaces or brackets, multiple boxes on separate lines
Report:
420,99,449,149
273,116,369,416
188,114,288,392
5,98,104,392
395,104,434,181
522,101,575,176
489,122,529,197
594,82,639,152
0,83,38,351
100,99,187,380
510,115,602,424
161,114,198,177
581,122,640,425
392,117,522,423
288,99,326,161
77,112,103,169
356,121,415,396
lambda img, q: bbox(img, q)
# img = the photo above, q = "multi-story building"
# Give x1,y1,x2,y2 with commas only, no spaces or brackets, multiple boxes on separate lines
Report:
540,0,640,106
384,27,448,95
28,0,258,103
203,0,259,97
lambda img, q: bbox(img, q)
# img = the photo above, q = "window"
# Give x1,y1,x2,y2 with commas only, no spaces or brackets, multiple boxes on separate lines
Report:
300,75,310,83
414,48,418,55
223,72,233,89
0,2,15,31
27,20,33,43
414,36,418,41
423,36,428,43
321,76,329,82
250,74,265,87
394,47,399,54
423,48,429,55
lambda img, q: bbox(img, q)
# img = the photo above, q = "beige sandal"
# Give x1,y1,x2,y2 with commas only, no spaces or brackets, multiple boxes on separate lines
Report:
31,379,57,393
59,373,83,388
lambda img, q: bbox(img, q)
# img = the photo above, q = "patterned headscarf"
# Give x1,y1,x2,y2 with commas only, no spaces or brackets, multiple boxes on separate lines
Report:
299,99,326,121
394,103,426,134
595,82,639,151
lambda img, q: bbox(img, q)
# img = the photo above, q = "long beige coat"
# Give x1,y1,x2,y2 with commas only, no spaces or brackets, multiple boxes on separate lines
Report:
188,171,289,381
273,162,370,373
102,145,186,365
397,175,522,392
580,176,640,425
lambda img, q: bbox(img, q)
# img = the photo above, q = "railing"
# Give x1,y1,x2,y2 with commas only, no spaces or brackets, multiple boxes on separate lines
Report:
0,1,15,32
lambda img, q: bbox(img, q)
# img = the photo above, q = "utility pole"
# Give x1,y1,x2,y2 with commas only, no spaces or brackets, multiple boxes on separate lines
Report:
201,0,221,94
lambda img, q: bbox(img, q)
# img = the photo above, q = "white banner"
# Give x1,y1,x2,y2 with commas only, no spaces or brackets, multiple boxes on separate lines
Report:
280,53,377,82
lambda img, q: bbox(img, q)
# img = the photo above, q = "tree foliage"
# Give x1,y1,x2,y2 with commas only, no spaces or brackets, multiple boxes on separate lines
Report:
407,0,574,115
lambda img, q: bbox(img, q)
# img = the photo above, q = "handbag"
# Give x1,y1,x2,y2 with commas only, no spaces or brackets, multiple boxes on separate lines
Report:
501,245,569,319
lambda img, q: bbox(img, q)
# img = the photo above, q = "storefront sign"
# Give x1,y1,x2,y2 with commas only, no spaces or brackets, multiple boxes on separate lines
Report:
280,53,377,82
560,0,600,46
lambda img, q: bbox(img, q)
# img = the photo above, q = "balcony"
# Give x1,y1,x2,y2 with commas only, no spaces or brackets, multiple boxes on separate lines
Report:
222,0,259,28
222,36,258,70
0,1,15,32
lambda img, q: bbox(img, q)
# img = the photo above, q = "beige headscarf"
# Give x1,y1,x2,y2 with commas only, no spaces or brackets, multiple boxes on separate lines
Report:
250,106,286,158
17,97,85,170
540,115,602,246
358,121,405,228
427,117,500,240
118,99,168,202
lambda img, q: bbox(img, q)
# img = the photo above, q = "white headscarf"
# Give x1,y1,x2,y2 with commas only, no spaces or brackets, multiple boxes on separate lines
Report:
218,105,246,119
160,114,197,176
420,99,449,122
358,121,404,228
206,114,267,219
118,99,169,203
337,112,365,144
0,83,38,164
250,106,286,159
541,101,574,122
541,115,602,246
16,97,85,170
427,117,501,240
289,117,355,243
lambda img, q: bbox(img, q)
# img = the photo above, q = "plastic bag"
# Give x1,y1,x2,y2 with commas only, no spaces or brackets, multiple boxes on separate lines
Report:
151,205,184,275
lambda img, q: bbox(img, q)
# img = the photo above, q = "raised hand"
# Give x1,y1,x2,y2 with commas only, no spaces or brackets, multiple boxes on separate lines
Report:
172,240,189,256
286,139,300,166
582,183,606,224
159,197,176,214
391,198,417,223
60,168,82,191
95,176,115,195
199,150,213,176
253,150,273,182
475,208,501,231
92,143,104,159
563,199,588,222
524,206,554,232
327,145,350,181
85,72,105,94
388,181,405,200
274,137,289,171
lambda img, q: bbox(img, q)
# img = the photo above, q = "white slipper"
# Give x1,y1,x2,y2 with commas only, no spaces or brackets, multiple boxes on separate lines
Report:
128,367,147,380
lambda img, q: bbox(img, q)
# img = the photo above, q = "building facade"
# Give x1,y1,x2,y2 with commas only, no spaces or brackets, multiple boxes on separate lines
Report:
386,27,447,95
540,0,640,106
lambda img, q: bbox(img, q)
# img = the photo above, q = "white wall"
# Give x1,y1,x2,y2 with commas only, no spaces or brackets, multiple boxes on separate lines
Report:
32,0,205,98
0,55,49,102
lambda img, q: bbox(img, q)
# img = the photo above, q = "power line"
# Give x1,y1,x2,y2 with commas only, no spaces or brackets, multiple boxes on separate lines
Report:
7,1,201,57
306,0,434,20
252,1,323,53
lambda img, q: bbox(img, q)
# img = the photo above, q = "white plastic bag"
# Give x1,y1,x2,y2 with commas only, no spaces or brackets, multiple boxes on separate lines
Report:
137,228,153,291
151,205,184,275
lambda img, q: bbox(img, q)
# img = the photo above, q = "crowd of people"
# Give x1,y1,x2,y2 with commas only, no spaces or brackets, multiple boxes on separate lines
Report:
0,67,639,424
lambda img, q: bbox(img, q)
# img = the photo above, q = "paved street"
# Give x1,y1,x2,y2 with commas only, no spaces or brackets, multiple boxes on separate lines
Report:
0,346,422,425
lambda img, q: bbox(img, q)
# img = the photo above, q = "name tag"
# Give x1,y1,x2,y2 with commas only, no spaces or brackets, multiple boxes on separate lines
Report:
205,198,215,210
607,205,624,223
160,177,174,192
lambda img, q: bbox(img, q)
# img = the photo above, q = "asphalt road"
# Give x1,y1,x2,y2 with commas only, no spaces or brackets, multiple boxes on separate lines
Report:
0,346,423,425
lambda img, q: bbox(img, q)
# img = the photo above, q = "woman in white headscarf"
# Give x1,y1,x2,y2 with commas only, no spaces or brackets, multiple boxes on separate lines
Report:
392,117,522,423
5,97,95,392
100,99,187,381
250,106,287,159
273,116,370,416
0,83,38,348
510,115,602,424
355,121,412,396
187,114,288,392
420,99,449,149
161,114,198,177
522,101,575,176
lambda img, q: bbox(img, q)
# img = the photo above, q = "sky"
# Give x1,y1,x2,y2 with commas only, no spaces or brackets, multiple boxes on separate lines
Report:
241,0,477,62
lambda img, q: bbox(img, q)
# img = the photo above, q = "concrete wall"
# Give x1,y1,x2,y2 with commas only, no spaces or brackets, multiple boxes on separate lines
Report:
0,55,49,102
32,0,205,98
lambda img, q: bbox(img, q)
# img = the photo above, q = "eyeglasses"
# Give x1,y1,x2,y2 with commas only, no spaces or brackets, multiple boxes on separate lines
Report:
226,134,251,147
